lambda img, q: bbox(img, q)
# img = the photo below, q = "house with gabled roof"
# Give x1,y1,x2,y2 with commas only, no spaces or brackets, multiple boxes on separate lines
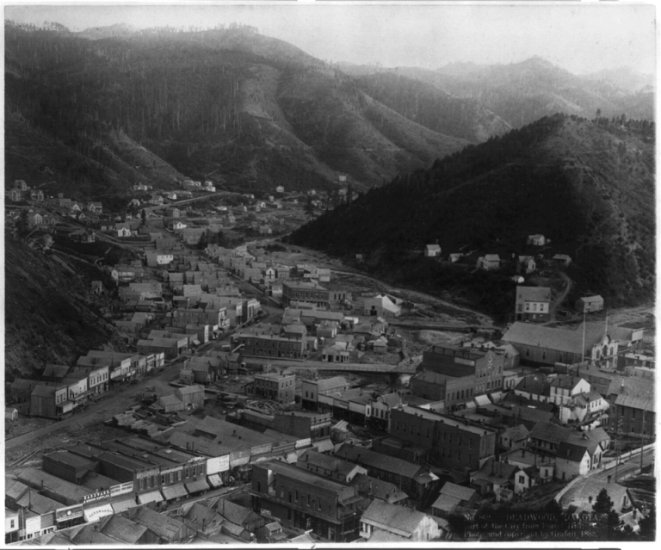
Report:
431,482,478,518
360,499,440,542
469,458,517,501
515,286,551,322
527,234,546,246
513,373,551,403
101,514,158,544
549,375,590,406
476,254,501,271
514,463,554,494
558,390,609,426
499,424,530,451
424,244,442,258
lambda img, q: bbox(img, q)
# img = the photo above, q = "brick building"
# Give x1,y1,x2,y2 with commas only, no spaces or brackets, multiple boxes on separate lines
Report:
282,281,351,310
233,333,308,359
414,345,505,406
251,460,366,541
253,372,296,404
389,406,497,472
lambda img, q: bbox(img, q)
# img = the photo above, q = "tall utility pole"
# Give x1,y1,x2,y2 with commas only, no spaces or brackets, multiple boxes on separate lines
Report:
640,410,645,472
581,310,587,364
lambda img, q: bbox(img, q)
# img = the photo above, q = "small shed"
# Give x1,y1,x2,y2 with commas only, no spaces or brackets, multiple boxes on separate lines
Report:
425,244,442,258
576,295,604,313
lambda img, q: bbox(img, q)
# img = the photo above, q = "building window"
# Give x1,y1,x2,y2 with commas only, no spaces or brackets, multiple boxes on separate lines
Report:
518,475,526,484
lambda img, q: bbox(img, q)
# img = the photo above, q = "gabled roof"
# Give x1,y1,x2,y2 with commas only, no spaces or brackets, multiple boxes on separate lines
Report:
184,502,224,532
502,424,530,441
515,374,550,396
566,427,610,452
607,376,654,412
432,493,462,514
335,444,423,479
158,394,183,408
298,449,366,480
30,384,58,397
556,442,589,462
529,421,571,444
6,479,29,502
17,490,62,515
102,514,149,544
71,526,118,545
352,474,408,503
474,458,517,482
361,500,429,538
516,286,551,302
550,375,586,390
42,364,70,379
131,506,187,539
378,392,403,407
439,481,476,502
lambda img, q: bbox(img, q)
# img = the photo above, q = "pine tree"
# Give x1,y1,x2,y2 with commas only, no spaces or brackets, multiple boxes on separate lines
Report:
593,488,614,514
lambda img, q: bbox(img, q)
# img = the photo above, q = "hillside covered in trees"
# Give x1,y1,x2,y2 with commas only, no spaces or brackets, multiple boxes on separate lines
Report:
5,21,471,200
289,114,655,317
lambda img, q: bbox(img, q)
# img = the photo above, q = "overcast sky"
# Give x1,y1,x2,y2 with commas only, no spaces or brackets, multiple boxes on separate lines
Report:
4,2,657,74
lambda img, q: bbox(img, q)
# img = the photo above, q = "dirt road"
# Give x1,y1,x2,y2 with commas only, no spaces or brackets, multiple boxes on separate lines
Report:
4,358,185,461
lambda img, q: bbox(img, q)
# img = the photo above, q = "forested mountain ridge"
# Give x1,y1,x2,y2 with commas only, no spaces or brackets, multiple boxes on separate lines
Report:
352,71,512,142
4,22,470,199
289,114,655,316
5,22,653,203
344,57,654,130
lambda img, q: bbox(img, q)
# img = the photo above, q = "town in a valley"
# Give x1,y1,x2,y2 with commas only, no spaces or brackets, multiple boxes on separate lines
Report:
2,3,657,547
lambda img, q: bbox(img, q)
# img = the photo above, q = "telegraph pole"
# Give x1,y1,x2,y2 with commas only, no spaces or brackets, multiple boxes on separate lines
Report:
640,410,645,472
581,310,587,364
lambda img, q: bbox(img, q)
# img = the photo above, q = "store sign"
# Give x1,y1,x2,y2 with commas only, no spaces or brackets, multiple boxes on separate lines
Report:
135,468,159,479
83,504,114,523
160,465,183,476
206,455,230,474
110,482,134,497
55,506,84,522
83,489,111,503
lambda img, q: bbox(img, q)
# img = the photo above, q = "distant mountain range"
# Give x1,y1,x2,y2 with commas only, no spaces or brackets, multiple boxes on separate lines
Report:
344,56,654,129
4,22,654,200
289,114,655,315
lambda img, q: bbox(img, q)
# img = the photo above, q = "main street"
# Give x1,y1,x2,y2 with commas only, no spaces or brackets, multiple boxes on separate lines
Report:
5,333,235,463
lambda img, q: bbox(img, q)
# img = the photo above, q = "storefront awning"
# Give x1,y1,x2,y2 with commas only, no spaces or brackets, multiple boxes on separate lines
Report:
207,474,223,488
137,490,163,505
161,483,188,501
83,503,114,523
111,496,136,514
185,478,210,494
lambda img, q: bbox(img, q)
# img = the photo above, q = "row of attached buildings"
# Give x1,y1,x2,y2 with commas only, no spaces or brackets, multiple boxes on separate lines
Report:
19,351,166,420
